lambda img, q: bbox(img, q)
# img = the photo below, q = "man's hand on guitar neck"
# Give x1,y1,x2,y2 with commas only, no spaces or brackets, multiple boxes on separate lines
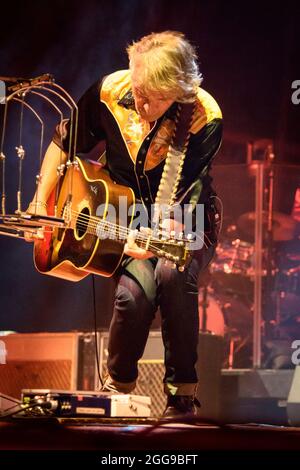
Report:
124,219,185,260
124,227,154,260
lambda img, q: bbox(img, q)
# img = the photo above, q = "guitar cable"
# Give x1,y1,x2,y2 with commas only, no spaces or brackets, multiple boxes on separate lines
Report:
91,274,104,388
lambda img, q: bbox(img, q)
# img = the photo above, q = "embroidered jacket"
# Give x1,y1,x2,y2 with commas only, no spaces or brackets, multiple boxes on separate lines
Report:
53,70,223,241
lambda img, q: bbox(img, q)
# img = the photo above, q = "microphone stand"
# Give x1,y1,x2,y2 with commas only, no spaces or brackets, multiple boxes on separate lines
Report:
264,144,276,339
200,284,209,332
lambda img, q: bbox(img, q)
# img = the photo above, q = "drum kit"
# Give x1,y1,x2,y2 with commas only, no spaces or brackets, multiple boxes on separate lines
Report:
199,209,300,368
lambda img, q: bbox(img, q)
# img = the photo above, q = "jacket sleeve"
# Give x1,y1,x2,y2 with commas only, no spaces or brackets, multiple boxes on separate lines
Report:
169,118,223,245
176,117,223,205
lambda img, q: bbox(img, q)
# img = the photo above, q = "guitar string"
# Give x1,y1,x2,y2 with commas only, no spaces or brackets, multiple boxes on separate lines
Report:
74,221,174,254
73,213,154,240
71,209,205,255
50,205,202,258
73,218,187,255
67,208,186,244
53,204,202,247
61,209,187,256
67,210,176,253
70,208,154,239
68,208,188,242
64,204,171,236
40,208,204,257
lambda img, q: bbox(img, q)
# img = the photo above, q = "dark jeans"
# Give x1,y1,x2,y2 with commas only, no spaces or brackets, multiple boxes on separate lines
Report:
107,244,216,389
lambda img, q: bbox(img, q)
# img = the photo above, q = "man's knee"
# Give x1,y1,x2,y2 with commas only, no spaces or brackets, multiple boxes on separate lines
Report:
114,279,155,322
114,284,140,317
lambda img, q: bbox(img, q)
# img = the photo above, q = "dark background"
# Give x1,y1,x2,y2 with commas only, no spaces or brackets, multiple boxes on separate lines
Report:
0,0,299,332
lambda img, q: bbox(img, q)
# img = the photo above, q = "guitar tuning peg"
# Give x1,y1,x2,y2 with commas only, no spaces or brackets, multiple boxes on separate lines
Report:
171,263,177,270
178,231,183,240
178,266,185,272
170,230,175,239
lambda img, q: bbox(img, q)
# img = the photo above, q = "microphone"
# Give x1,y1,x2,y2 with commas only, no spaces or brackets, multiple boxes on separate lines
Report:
0,73,54,92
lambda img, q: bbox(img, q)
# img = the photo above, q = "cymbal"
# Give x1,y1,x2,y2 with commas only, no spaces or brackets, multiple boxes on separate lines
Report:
287,253,300,261
237,211,296,241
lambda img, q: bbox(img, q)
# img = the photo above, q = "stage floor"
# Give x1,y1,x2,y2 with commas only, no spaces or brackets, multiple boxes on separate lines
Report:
1,416,300,458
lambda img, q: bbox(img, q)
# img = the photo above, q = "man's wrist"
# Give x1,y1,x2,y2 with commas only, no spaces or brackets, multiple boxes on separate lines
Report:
28,200,48,209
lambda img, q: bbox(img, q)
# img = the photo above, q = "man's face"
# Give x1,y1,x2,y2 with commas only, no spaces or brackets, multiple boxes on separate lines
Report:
130,57,175,122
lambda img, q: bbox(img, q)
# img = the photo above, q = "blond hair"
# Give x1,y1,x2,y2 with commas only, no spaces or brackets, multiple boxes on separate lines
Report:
127,31,202,103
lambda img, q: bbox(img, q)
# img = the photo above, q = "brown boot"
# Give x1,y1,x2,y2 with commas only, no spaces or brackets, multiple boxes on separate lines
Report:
101,373,136,394
162,395,200,419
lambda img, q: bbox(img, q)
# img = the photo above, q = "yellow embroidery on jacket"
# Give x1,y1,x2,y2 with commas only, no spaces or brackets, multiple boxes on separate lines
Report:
144,118,175,171
100,70,151,163
100,70,222,168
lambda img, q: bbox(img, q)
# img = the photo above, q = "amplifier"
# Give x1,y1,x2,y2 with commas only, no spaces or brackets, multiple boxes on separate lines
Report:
287,366,300,426
219,368,295,424
0,331,166,416
0,332,97,399
1,330,227,418
21,389,151,417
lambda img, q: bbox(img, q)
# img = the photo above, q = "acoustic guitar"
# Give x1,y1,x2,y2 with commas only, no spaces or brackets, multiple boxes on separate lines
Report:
33,157,191,281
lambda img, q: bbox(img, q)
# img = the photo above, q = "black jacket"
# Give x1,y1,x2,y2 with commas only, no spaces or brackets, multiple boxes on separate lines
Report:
53,70,223,244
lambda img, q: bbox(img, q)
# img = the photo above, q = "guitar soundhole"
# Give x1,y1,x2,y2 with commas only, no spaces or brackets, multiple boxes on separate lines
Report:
75,207,90,238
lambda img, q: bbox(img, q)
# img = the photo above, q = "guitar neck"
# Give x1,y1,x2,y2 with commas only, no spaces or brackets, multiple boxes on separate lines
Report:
72,211,189,268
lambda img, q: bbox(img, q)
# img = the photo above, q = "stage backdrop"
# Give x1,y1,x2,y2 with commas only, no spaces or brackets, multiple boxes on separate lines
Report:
0,0,299,332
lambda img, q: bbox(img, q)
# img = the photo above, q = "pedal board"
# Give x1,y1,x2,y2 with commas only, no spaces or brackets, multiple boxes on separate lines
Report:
21,389,151,417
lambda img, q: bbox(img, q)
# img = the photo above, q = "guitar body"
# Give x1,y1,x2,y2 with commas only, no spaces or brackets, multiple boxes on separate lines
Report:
34,158,135,281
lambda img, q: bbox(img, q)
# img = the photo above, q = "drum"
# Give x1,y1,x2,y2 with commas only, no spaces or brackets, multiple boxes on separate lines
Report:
219,293,253,338
198,289,253,337
198,289,253,368
272,265,300,317
198,292,225,336
210,239,254,295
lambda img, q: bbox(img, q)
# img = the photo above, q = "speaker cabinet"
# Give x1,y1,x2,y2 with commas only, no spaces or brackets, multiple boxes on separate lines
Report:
195,336,299,425
287,366,300,426
0,332,97,399
195,332,224,421
220,368,295,425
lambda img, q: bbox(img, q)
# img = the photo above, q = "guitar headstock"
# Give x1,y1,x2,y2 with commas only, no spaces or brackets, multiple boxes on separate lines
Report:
146,231,193,271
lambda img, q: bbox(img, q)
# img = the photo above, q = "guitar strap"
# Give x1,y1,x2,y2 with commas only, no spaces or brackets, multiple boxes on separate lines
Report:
124,102,194,296
123,104,196,293
153,101,195,226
